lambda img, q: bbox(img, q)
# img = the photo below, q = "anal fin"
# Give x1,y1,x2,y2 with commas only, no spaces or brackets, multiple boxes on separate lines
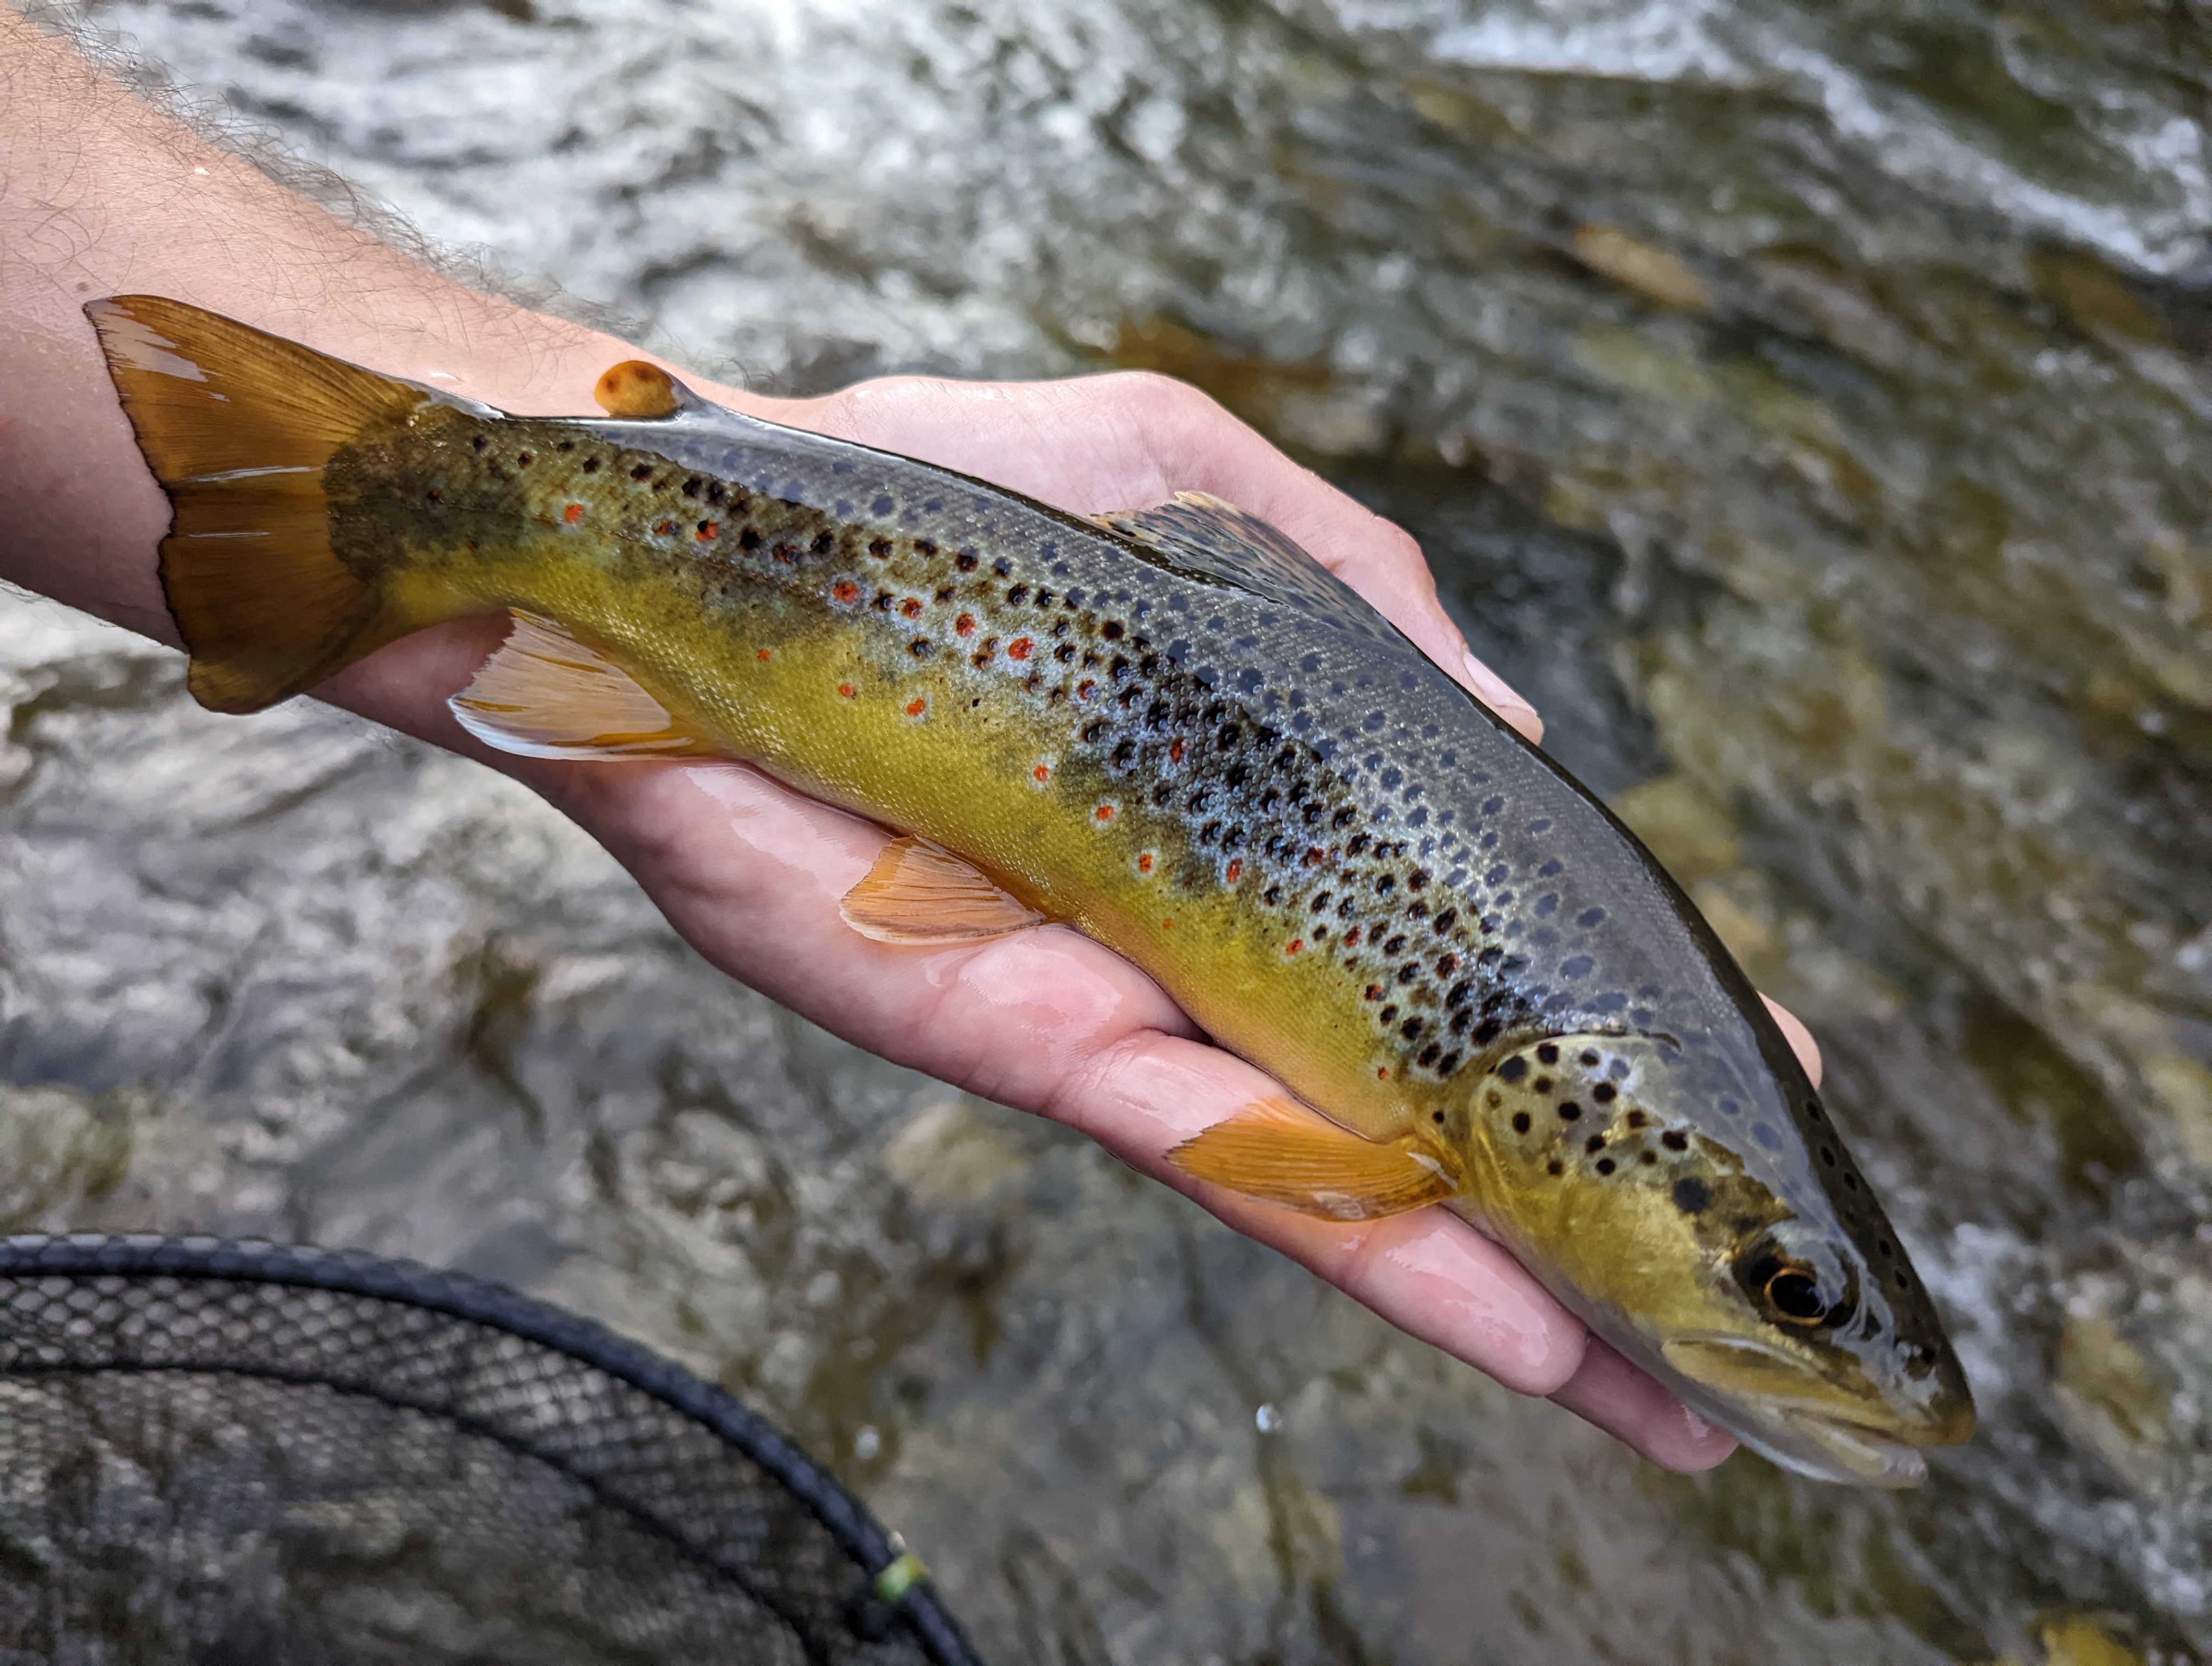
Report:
1166,1097,1458,1221
451,612,724,760
840,836,1044,945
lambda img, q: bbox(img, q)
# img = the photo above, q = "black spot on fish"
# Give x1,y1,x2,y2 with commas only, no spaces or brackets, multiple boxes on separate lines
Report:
1752,1123,1783,1150
1536,1043,1559,1065
1596,1158,1616,1176
1558,1102,1581,1122
1662,1130,1688,1151
1496,1057,1528,1082
581,456,600,473
1672,1176,1710,1213
872,495,893,515
1511,1111,1531,1134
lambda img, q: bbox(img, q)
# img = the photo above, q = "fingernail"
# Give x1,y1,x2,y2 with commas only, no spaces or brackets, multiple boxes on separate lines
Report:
1461,651,1542,744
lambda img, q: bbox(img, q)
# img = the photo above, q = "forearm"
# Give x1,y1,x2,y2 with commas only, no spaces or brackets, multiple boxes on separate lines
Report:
0,9,752,647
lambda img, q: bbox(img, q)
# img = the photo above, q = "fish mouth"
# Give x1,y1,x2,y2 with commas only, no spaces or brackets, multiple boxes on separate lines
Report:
1754,1407,1930,1489
1660,1334,1957,1489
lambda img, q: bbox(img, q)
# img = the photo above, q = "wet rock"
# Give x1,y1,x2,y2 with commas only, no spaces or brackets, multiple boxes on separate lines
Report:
23,0,2212,1656
1571,226,1715,313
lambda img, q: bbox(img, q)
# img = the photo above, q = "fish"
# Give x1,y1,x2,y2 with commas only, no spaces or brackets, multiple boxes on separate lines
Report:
87,294,1975,1485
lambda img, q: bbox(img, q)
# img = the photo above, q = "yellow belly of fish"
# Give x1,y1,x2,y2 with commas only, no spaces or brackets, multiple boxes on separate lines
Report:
447,543,1437,1140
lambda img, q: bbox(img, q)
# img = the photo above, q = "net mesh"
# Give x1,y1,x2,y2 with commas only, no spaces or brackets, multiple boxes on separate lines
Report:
0,1234,980,1666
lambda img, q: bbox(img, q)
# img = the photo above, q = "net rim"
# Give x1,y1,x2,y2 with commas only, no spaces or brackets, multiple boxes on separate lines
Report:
0,1230,981,1666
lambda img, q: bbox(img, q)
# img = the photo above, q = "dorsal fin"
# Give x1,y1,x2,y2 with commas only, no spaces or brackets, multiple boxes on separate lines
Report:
1091,491,1380,633
449,612,724,760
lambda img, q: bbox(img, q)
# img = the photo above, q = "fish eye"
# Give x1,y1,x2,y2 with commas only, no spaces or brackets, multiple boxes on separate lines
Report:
1765,1266,1828,1324
1742,1246,1855,1329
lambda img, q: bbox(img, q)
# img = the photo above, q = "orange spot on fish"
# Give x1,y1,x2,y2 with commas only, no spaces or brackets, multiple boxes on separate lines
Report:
838,683,856,699
1094,803,1115,822
902,598,923,618
563,502,583,524
1303,846,1325,866
1285,939,1303,955
1365,984,1384,1000
905,697,927,717
1377,1067,1391,1080
1076,680,1094,700
756,649,771,662
1162,917,1174,930
955,612,975,635
1136,851,1155,874
655,520,676,536
833,581,859,603
1168,739,1184,762
1032,764,1051,783
697,521,718,541
1343,926,1362,946
1008,637,1032,661
1224,859,1243,884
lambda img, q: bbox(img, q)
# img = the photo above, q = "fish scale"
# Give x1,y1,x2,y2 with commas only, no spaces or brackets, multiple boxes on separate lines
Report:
89,293,1974,1485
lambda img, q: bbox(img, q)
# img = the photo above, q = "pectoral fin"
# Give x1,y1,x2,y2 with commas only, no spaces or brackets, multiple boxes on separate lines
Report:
450,612,724,760
1166,1097,1458,1221
839,836,1044,944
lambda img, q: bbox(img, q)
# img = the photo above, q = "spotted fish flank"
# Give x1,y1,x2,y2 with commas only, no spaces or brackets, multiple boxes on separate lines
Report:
89,294,1974,1488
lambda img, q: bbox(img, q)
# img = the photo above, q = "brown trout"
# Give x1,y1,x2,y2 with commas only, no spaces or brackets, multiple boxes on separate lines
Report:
89,294,1973,1484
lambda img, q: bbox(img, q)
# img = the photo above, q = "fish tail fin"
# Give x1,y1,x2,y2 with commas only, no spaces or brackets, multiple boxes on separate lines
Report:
87,295,439,714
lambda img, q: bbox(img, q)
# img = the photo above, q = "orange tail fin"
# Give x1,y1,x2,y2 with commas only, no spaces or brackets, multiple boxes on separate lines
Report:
87,296,441,713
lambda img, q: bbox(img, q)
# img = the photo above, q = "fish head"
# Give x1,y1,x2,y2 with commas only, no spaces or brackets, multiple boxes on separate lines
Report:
1455,1031,1974,1486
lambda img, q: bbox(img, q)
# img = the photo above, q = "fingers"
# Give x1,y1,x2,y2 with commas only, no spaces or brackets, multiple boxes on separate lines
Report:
1760,994,1823,1087
790,371,1543,744
1046,1034,1588,1399
1549,1336,1738,1473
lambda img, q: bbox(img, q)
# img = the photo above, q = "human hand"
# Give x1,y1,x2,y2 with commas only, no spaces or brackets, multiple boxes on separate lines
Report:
330,366,1827,1471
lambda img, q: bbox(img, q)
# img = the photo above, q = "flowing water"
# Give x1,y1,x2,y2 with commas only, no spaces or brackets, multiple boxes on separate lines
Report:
5,1,2211,1660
